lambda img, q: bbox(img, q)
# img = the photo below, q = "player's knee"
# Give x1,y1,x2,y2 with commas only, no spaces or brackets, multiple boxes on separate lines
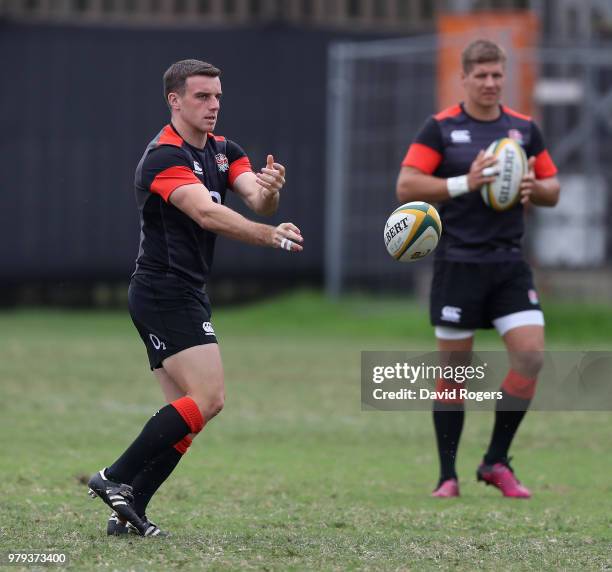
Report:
512,350,544,379
205,393,225,420
191,390,224,422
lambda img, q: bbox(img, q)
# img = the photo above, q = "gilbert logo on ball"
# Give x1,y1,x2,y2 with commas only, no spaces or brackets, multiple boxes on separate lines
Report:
481,137,527,211
384,201,442,262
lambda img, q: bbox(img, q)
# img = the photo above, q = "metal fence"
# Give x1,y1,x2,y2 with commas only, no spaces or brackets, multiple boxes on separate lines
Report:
325,33,612,297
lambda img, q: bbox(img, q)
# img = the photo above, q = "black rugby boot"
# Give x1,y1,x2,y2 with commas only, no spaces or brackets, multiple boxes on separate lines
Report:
87,469,148,535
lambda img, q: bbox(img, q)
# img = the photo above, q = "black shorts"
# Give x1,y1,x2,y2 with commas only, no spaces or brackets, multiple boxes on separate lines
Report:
129,273,218,370
430,260,541,330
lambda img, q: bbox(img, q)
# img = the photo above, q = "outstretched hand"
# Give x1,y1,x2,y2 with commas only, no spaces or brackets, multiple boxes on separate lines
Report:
271,222,303,252
256,154,286,196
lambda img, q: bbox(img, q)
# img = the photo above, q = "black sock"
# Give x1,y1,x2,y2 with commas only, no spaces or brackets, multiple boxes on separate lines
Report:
106,404,191,485
484,390,530,464
132,447,184,517
433,400,465,483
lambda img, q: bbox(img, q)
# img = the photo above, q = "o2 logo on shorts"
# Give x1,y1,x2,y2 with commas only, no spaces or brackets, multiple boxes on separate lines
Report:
202,322,215,336
528,289,539,305
149,333,167,350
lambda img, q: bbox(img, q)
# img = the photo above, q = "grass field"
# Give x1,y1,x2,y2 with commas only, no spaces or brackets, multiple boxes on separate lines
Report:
1,292,611,571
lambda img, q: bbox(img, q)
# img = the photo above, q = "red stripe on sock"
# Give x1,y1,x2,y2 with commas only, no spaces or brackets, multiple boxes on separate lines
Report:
501,369,537,400
171,396,205,433
173,435,193,455
435,378,464,404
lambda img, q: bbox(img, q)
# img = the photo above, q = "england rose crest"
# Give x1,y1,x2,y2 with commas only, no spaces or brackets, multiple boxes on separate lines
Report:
215,153,229,173
508,129,524,144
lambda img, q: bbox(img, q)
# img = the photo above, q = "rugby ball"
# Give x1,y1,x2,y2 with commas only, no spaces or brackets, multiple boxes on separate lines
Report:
384,201,442,262
481,137,527,211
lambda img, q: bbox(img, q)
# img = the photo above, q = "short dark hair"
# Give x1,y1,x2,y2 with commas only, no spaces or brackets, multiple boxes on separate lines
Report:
163,59,221,103
461,39,506,74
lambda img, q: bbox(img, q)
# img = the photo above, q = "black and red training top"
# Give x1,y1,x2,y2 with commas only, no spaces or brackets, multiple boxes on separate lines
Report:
401,103,558,262
133,124,252,288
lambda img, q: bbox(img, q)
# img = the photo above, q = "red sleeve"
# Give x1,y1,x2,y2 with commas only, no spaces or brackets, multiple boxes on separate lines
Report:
150,166,201,202
527,122,558,179
534,150,558,179
401,143,442,174
228,156,253,187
